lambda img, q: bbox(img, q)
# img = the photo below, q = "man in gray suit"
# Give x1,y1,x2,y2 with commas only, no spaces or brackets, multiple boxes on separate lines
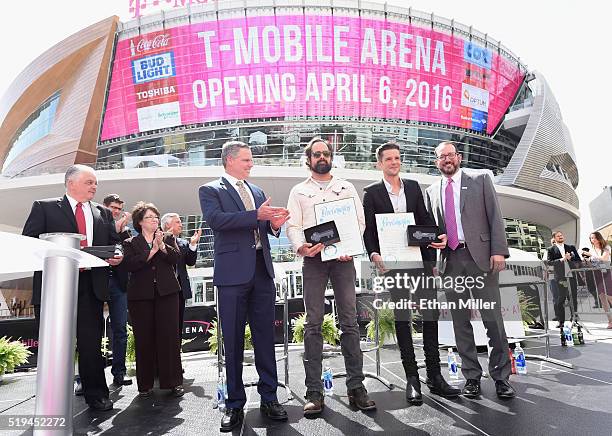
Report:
425,141,515,399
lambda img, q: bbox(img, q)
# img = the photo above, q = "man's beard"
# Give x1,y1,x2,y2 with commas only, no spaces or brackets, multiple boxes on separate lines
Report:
311,160,332,174
439,161,459,176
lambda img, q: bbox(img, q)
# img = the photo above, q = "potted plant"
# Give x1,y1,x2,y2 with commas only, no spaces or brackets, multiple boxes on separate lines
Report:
292,313,340,357
207,319,254,361
518,290,540,328
366,308,396,346
0,337,32,383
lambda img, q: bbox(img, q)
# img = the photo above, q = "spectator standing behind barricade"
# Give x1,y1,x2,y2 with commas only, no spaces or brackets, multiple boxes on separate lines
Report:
286,137,376,416
102,194,133,387
547,231,581,328
121,202,184,397
22,165,123,411
583,231,612,328
161,213,201,341
425,141,515,400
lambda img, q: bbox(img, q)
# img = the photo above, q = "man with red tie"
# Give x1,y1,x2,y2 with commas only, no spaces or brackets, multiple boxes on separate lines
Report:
425,142,515,400
23,165,123,411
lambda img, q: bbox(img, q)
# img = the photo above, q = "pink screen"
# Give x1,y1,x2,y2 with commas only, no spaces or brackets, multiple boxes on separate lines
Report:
100,15,524,140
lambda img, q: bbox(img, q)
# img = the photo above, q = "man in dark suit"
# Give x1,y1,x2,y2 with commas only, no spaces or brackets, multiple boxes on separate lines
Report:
23,165,122,411
425,142,515,400
102,194,133,387
161,213,201,338
363,142,460,404
199,141,290,432
547,231,580,327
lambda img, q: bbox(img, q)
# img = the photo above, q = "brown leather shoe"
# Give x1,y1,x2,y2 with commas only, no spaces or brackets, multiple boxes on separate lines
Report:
303,391,324,416
348,386,376,411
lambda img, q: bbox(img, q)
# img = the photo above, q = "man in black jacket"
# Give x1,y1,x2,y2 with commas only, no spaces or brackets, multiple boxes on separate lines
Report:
23,165,122,411
363,142,460,404
547,231,581,327
102,194,133,386
161,213,201,339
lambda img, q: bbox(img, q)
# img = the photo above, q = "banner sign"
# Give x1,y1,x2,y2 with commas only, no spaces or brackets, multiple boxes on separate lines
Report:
101,15,524,140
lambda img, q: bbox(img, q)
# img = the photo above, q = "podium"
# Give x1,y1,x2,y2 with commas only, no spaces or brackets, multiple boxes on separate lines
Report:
0,232,107,435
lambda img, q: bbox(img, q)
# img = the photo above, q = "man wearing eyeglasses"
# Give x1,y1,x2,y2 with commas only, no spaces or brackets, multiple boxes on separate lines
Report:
102,194,133,387
286,137,375,416
425,142,515,400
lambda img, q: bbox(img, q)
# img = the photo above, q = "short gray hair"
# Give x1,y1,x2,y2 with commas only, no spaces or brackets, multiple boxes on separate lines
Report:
435,141,458,156
221,140,249,167
64,164,95,186
161,212,180,230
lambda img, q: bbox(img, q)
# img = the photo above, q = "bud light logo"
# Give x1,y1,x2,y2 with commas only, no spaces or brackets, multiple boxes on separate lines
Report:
464,42,492,70
132,52,176,85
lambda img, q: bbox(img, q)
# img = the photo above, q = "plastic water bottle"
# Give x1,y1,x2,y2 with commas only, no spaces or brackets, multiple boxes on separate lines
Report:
514,344,527,375
323,367,334,395
572,325,580,346
563,325,574,347
216,375,227,412
577,325,585,345
447,348,459,380
560,326,567,347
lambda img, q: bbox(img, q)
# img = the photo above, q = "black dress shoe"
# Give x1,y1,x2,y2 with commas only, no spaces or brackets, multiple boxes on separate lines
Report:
461,379,481,398
171,385,185,397
495,380,516,399
113,376,133,386
220,408,244,432
74,380,84,396
347,386,376,411
426,373,461,398
260,400,288,421
88,398,113,411
405,375,423,405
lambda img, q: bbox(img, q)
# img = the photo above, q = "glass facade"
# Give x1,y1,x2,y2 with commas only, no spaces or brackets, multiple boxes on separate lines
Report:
2,92,60,173
97,118,519,176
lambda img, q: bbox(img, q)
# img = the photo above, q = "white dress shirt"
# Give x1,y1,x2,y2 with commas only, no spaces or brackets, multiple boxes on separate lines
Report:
223,172,256,209
66,194,93,246
383,178,407,213
441,169,465,242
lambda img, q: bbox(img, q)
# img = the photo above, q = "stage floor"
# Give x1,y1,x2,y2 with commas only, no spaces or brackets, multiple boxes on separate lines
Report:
2,320,612,435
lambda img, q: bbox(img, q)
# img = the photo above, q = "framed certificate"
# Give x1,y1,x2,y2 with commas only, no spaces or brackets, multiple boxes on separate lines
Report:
314,197,365,261
375,213,423,267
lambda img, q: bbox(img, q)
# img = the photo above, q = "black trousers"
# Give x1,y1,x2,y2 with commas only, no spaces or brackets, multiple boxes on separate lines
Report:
553,277,578,324
387,269,441,378
76,271,109,403
178,293,186,340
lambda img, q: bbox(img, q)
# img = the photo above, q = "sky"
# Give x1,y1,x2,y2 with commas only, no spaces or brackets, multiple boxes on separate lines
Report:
0,0,609,246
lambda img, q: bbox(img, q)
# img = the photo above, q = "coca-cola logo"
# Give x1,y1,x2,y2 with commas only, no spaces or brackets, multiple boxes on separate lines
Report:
131,34,170,55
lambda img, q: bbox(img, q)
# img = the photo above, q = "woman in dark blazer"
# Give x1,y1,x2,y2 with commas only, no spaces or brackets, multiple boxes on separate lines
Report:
122,202,184,397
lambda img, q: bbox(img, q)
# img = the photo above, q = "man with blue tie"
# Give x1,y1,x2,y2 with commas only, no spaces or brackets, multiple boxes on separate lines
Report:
199,141,290,432
425,141,515,400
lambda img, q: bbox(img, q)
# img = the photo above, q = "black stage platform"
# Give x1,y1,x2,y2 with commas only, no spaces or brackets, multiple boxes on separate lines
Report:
2,322,612,435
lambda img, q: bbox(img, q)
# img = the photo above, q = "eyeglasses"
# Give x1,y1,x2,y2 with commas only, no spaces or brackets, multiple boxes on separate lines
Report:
143,215,159,221
312,151,331,158
436,152,458,161
109,205,123,211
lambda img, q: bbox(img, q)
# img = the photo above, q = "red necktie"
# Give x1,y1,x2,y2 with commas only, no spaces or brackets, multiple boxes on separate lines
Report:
75,202,88,248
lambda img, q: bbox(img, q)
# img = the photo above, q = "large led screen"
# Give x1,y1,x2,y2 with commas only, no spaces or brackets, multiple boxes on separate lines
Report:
100,15,525,140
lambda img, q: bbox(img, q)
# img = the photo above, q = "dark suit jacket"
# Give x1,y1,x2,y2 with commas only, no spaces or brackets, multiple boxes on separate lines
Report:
362,178,436,262
199,177,276,286
425,171,509,272
176,237,197,299
122,233,181,300
22,195,119,305
547,244,581,281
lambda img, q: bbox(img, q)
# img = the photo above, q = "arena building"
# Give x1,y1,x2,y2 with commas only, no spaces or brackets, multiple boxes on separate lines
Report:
0,1,579,343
